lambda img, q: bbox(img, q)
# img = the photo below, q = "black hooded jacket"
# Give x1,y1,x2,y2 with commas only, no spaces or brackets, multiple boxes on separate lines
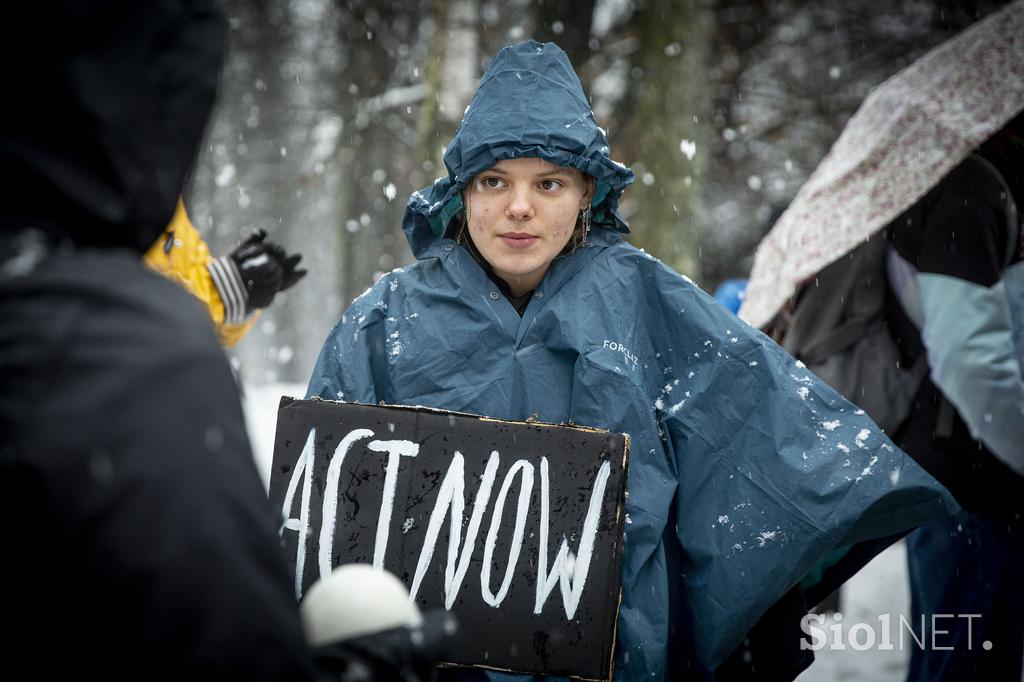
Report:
0,0,224,251
0,2,319,678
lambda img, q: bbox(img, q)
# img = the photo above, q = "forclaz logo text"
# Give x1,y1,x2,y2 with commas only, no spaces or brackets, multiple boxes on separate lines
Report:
602,339,639,370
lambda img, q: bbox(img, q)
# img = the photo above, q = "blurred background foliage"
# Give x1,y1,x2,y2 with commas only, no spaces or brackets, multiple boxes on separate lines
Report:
187,0,1008,385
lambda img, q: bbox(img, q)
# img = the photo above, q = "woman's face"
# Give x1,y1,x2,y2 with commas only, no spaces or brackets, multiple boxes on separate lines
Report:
465,157,591,297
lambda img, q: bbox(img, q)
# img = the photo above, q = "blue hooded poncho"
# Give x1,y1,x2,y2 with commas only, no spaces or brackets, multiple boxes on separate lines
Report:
308,41,956,679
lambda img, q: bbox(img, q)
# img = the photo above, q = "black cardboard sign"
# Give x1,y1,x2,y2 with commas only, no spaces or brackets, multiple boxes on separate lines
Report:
268,398,630,680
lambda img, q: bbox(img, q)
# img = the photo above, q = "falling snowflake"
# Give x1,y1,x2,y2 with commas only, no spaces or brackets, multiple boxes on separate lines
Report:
679,139,697,160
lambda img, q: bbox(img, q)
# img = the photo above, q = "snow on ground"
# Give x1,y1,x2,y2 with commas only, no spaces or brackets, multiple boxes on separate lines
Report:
241,381,911,681
242,381,306,490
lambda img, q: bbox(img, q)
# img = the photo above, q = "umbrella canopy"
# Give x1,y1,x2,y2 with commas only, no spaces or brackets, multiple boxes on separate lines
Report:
741,0,1024,330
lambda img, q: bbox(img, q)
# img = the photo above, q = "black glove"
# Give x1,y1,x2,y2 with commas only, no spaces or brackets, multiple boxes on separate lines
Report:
208,229,307,321
312,610,458,682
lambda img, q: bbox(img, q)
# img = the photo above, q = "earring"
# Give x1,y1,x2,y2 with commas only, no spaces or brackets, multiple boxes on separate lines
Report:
571,205,592,252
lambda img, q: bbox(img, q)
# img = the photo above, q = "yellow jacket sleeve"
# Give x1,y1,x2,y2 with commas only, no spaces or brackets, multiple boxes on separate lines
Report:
144,199,257,347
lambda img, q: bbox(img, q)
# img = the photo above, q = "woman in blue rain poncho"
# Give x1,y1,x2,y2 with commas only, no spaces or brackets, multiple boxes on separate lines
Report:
308,41,955,680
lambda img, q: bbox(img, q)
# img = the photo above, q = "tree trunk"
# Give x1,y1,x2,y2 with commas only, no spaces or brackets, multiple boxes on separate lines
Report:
617,0,713,279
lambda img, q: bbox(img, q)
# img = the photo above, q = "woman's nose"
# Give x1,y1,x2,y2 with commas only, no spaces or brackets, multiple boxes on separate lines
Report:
505,187,535,220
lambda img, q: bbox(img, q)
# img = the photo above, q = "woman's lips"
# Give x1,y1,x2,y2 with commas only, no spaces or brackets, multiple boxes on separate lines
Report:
498,233,538,249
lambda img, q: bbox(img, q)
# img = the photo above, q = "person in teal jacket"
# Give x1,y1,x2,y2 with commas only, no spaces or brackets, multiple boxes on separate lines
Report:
307,41,956,680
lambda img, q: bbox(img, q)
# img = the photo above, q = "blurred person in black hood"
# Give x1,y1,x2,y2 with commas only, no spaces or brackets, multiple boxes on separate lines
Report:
0,2,315,678
0,4,458,679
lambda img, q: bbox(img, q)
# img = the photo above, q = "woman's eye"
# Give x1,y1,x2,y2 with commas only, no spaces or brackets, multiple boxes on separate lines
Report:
540,179,563,191
480,177,503,189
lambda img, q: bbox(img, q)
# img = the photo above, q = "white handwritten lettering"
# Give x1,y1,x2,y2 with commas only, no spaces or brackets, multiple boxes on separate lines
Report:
284,428,615,619
534,457,610,619
317,428,375,583
367,439,420,570
480,460,535,607
279,428,318,599
410,451,500,608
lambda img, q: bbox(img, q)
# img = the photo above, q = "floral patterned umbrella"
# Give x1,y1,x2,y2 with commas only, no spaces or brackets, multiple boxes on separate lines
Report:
740,0,1024,330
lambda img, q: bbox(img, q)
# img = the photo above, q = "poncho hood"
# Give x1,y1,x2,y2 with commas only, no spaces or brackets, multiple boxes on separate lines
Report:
403,40,635,257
